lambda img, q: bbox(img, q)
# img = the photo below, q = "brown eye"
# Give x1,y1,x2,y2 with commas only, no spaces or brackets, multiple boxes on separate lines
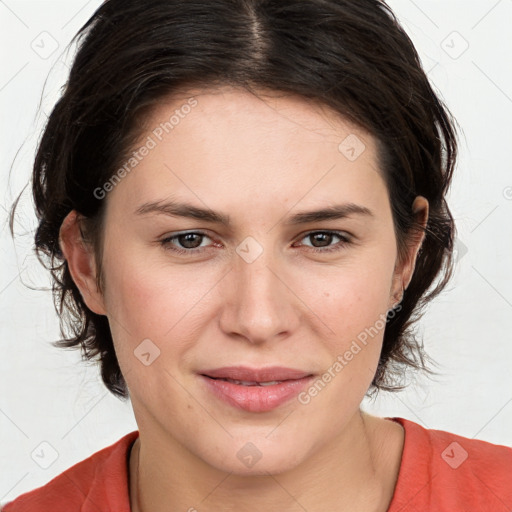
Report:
298,231,351,253
176,233,204,249
160,231,213,255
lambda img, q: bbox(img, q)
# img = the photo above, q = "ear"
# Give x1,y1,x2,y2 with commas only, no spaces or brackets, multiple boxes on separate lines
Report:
59,210,107,316
390,196,429,308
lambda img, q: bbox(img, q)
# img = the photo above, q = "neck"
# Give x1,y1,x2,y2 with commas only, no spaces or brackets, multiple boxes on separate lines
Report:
129,411,403,512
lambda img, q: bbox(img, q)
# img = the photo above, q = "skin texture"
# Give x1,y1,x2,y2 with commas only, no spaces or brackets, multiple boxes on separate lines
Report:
59,86,428,511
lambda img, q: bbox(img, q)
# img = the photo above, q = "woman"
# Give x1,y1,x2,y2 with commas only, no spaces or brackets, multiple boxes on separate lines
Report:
4,0,511,511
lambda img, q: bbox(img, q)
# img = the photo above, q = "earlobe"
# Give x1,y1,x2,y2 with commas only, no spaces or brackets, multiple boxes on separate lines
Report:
59,210,107,316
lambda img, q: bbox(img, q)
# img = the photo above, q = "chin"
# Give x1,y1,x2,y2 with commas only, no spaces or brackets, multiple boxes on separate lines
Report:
197,434,309,476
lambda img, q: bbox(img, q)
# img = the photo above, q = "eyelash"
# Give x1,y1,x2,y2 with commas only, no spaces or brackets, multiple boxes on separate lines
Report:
159,230,352,256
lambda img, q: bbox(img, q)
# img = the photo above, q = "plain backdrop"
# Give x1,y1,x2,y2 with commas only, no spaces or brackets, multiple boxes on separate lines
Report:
1,0,512,502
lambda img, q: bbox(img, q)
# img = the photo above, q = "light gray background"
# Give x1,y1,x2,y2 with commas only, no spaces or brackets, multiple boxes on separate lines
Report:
1,0,511,502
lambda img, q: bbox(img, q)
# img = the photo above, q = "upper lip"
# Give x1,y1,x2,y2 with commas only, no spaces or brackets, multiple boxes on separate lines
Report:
200,366,314,382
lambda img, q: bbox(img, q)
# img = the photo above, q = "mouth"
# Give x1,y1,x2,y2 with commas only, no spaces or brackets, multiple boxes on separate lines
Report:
199,365,313,382
203,377,287,386
198,366,314,412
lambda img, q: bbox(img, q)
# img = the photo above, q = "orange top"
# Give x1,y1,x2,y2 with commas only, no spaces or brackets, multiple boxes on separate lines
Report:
3,417,512,511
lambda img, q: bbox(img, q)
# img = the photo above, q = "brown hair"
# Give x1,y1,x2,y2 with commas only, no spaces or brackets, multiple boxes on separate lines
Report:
12,0,458,399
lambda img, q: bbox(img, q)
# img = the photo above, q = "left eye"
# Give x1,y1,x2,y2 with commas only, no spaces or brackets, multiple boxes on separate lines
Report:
297,231,350,252
159,230,351,255
160,232,213,254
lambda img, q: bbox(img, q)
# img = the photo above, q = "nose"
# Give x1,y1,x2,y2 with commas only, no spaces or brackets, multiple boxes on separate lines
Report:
218,245,300,345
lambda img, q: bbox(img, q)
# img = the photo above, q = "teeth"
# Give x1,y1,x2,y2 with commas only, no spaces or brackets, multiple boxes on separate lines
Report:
234,380,259,386
221,378,282,386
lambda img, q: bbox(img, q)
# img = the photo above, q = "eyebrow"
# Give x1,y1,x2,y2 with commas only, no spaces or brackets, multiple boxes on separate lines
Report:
135,199,373,226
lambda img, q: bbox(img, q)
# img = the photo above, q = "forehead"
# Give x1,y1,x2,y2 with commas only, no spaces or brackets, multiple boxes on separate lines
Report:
107,85,386,219
143,84,373,148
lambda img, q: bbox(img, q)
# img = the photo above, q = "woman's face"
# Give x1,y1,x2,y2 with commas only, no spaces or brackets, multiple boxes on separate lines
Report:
67,86,424,474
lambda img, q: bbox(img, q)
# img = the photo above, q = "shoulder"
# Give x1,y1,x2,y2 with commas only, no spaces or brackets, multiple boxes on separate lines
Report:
1,431,139,512
387,417,512,511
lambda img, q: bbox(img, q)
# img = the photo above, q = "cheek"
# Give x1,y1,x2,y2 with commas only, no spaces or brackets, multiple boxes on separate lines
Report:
101,245,220,353
311,260,395,339
101,258,215,404
294,270,393,413
300,251,397,391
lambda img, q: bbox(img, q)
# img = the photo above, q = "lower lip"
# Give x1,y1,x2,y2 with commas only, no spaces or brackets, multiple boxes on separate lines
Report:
199,375,313,413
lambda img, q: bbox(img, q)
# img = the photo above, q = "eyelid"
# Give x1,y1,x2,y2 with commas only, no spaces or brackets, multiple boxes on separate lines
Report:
294,230,352,253
297,229,352,242
159,230,216,251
